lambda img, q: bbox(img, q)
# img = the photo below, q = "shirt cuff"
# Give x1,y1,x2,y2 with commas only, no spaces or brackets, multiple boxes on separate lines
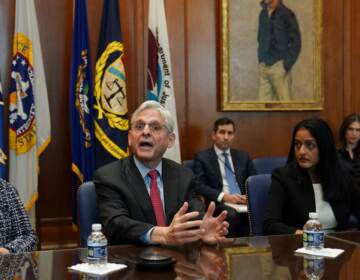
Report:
139,227,155,245
217,192,225,202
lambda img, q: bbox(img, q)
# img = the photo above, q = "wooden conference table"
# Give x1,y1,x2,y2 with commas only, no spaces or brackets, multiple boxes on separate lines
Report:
2,232,360,279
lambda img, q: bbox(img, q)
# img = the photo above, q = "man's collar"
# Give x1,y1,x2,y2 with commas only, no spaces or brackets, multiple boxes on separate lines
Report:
133,156,162,178
213,145,231,156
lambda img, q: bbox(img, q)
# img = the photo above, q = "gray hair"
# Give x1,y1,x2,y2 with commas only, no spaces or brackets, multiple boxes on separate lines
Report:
131,100,175,133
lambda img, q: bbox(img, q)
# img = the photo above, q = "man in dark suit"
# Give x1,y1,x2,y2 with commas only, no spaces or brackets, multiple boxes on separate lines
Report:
194,118,257,236
94,101,228,245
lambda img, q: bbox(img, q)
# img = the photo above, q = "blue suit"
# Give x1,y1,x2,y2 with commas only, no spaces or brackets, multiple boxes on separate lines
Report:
193,148,257,236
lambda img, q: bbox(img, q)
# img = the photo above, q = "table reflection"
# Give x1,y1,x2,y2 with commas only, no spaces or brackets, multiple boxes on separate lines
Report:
1,233,360,279
224,236,292,279
174,245,228,280
0,253,37,280
328,231,360,244
223,234,359,280
302,256,325,280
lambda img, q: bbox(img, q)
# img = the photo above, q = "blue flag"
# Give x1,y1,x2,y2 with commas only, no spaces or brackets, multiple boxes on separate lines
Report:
69,0,95,226
94,0,129,168
0,81,6,180
69,0,95,183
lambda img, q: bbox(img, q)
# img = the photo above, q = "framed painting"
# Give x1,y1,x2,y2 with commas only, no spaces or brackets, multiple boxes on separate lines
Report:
220,0,323,111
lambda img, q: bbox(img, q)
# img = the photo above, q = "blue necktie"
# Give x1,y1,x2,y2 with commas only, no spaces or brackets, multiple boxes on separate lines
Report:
223,152,241,194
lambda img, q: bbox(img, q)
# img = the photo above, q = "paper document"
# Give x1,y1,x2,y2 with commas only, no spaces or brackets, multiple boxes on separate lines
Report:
224,202,248,213
68,263,127,276
295,247,344,258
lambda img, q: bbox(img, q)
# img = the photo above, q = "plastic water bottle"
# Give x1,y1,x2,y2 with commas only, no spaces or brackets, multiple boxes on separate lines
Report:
87,224,108,265
303,212,324,250
303,256,325,280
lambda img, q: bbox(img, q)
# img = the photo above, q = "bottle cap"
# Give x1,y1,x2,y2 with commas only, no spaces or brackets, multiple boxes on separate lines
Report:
92,223,102,231
309,212,318,219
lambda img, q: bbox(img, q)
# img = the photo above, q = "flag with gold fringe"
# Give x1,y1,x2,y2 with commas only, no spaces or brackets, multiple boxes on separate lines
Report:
94,0,129,168
8,0,51,224
69,0,95,228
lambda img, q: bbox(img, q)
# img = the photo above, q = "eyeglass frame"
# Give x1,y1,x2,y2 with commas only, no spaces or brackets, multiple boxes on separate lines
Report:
131,120,171,135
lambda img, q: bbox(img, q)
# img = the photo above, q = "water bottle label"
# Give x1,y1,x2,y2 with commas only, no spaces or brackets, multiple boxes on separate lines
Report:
303,230,324,247
88,245,107,258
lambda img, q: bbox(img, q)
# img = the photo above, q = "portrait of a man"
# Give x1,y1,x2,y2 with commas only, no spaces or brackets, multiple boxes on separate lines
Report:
257,0,301,101
220,0,323,111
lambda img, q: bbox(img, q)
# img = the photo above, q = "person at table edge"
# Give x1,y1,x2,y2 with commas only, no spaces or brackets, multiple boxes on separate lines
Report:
263,118,360,235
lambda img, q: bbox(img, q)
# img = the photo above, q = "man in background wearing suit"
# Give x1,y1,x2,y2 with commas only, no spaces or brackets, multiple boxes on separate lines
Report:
94,101,228,245
194,118,257,237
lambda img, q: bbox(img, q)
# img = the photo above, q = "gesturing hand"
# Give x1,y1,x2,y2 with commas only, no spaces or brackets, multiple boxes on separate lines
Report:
0,247,9,254
200,202,229,244
151,202,204,245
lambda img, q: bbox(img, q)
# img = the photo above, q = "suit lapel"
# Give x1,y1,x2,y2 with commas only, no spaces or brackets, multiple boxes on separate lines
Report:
125,157,157,224
290,163,316,212
209,149,222,185
162,160,178,225
230,150,244,191
230,150,240,176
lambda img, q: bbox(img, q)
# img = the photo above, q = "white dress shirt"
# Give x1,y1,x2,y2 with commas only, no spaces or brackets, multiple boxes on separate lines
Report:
312,183,337,229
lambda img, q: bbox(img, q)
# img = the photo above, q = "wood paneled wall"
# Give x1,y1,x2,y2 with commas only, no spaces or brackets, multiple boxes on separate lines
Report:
0,0,358,246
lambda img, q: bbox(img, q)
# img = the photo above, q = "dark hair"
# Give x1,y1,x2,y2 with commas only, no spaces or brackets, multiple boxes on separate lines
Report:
260,0,282,8
288,118,347,201
213,118,235,132
339,113,360,157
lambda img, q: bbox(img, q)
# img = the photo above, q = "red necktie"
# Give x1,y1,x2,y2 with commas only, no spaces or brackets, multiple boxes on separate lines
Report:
148,170,166,226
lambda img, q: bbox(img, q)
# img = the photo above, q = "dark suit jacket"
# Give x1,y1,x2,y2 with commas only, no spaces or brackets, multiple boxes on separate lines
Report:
338,148,360,189
193,148,257,202
93,156,204,245
263,162,360,235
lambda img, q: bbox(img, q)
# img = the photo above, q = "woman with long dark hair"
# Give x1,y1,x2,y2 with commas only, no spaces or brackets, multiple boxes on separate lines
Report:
263,118,360,235
338,113,360,163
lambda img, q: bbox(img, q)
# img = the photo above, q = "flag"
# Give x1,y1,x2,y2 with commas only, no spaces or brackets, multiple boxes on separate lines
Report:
147,0,181,163
69,0,95,228
94,0,129,168
0,79,7,179
8,0,51,223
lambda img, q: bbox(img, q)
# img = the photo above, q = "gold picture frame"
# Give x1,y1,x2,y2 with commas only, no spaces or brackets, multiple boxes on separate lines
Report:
220,0,324,111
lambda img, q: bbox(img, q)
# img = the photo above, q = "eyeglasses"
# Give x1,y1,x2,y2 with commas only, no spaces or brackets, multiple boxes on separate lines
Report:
294,140,317,151
132,121,169,134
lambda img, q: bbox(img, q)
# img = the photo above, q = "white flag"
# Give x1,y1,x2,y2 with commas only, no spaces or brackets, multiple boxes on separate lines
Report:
8,0,51,223
147,0,181,163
